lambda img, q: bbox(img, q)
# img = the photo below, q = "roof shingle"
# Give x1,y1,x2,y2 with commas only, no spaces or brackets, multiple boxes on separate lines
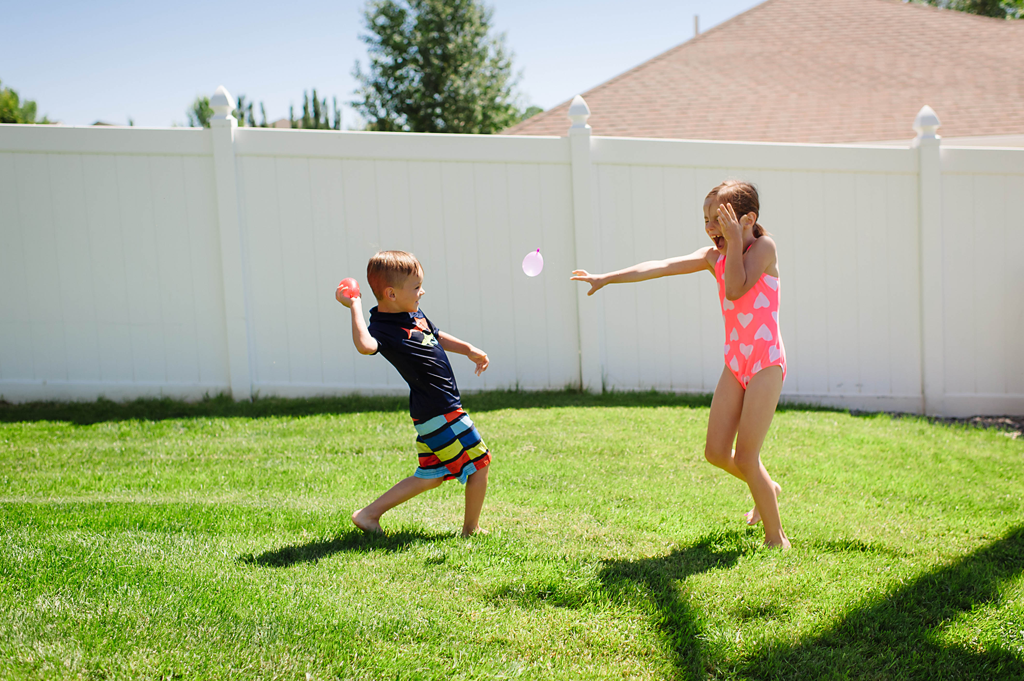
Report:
503,0,1024,143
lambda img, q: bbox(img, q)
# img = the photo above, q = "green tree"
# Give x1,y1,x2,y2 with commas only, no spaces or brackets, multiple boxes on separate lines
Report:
520,105,543,121
0,79,51,124
912,0,1022,18
189,91,338,129
187,93,270,127
352,0,526,133
234,94,255,127
187,96,213,128
296,89,342,129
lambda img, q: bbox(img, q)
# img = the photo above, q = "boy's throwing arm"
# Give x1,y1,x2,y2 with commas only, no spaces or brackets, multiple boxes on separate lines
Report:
336,290,378,355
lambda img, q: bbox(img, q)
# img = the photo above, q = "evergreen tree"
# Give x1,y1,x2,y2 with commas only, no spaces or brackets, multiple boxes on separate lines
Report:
186,89,341,130
234,94,255,127
187,96,213,128
188,93,270,128
352,0,526,133
295,89,341,129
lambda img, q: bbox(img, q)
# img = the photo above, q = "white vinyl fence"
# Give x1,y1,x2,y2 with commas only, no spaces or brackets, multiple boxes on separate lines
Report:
1,90,1022,417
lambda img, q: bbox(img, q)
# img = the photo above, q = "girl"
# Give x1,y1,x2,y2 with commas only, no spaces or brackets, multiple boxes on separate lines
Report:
571,181,790,549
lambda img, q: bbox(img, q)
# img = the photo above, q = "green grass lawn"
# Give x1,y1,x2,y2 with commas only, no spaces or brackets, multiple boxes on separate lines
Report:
1,391,1022,680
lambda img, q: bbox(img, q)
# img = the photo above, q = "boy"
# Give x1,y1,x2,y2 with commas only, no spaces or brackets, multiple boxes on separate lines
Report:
336,250,491,537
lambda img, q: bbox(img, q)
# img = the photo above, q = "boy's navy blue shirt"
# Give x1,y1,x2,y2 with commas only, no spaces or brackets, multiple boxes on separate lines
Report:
367,307,462,421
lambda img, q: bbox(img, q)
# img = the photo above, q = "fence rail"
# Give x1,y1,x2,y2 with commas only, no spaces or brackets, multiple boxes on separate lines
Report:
2,90,1022,417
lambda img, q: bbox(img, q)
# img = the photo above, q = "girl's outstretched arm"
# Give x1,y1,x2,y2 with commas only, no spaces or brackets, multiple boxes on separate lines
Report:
571,247,716,296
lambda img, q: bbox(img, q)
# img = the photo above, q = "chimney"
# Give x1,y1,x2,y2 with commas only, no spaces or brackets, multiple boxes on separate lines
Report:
694,15,700,36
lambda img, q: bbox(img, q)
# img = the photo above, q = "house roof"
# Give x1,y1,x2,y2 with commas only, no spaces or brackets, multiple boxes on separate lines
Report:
503,0,1024,143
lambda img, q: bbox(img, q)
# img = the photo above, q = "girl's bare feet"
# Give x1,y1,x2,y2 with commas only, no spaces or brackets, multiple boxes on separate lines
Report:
764,535,792,550
745,481,782,526
351,509,384,535
461,526,489,538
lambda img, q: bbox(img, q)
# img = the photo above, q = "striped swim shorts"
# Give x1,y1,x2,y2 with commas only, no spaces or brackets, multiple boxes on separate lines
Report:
413,408,491,484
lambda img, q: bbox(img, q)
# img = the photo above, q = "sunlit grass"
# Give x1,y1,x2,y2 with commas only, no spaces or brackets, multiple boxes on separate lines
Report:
1,392,1022,680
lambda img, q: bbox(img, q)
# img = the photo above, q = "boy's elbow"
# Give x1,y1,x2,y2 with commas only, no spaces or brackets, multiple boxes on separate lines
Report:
353,337,377,355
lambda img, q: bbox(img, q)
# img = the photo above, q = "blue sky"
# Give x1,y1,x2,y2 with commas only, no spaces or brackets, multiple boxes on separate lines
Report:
1,0,763,128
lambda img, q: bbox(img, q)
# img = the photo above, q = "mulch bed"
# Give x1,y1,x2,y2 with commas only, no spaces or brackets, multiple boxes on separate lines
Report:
914,414,1021,439
850,411,1023,439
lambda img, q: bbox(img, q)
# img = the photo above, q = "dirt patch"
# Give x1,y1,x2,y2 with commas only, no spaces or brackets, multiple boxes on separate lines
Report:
896,413,1021,439
936,415,1023,439
850,410,1023,439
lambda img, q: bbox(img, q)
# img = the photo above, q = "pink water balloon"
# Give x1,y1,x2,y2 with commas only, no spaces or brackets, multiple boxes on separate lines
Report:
522,249,544,277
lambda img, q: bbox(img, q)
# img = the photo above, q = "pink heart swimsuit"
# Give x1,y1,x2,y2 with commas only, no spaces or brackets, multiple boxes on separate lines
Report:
715,251,787,389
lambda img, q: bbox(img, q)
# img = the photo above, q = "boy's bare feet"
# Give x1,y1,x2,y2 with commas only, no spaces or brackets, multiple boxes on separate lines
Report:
351,509,384,535
745,481,782,526
461,526,489,538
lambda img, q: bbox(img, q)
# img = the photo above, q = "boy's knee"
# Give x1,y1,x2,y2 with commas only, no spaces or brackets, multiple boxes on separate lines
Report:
418,477,444,490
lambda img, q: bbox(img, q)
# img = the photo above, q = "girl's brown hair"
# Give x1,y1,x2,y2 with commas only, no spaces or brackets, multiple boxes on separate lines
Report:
707,181,768,238
366,250,422,300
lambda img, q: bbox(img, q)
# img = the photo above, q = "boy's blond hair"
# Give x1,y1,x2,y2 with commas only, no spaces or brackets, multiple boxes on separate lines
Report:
366,250,422,300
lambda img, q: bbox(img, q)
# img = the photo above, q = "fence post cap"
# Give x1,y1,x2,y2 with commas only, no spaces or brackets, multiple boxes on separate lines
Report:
913,105,941,140
568,95,591,131
211,85,236,121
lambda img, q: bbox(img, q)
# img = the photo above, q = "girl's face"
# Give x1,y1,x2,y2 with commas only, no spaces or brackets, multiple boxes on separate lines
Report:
703,196,726,253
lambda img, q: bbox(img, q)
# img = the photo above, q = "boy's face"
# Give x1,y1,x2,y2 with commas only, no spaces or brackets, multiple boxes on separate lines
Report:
390,270,424,313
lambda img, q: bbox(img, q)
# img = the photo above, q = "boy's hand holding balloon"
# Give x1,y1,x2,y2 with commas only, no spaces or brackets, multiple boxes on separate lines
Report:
336,278,360,308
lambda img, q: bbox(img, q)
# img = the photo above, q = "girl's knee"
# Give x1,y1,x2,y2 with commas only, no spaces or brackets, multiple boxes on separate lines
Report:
733,449,760,474
704,443,729,467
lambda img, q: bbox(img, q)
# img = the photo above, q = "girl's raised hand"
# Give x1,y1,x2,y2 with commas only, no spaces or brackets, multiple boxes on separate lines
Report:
570,270,606,296
717,202,744,243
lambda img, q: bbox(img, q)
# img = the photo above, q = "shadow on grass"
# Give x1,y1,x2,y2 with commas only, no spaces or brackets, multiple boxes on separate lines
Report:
483,530,750,677
239,528,450,567
584,529,1024,680
0,389,864,426
741,526,1024,680
596,530,750,680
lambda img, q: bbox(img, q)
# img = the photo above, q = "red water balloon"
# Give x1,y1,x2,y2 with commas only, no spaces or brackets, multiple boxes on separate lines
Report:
337,277,360,299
